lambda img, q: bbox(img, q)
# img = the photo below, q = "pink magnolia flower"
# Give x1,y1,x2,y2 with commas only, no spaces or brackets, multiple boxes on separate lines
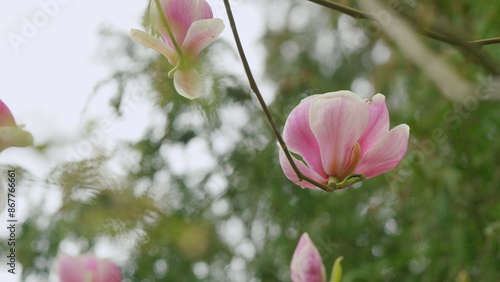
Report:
57,254,121,282
0,100,34,153
279,91,409,190
130,0,224,99
291,233,327,282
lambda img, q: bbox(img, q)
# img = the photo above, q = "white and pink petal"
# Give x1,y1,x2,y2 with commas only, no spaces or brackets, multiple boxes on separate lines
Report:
309,91,369,176
57,254,121,282
154,0,214,46
357,93,390,156
283,97,327,177
354,124,410,178
57,255,87,282
173,69,204,99
130,29,178,64
291,233,327,282
0,100,16,127
182,18,225,60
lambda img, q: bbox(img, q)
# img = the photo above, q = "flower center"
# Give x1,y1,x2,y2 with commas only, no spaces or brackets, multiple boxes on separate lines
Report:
337,142,361,180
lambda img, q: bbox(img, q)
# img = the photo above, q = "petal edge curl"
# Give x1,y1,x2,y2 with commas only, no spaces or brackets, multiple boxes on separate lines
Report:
354,124,410,178
130,29,178,64
182,18,225,59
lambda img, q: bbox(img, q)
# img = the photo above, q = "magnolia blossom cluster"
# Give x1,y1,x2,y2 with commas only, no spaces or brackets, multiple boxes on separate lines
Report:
131,0,224,99
0,99,33,214
279,91,409,190
56,254,121,282
291,233,343,282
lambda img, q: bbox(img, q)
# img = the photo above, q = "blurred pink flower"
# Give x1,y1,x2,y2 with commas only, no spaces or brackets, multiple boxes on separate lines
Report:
57,254,121,282
291,233,326,282
279,91,409,190
0,100,34,153
130,0,224,99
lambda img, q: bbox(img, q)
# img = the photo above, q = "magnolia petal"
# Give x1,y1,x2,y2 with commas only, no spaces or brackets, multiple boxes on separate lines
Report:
0,126,34,153
84,257,122,282
182,18,225,59
357,94,389,156
58,255,85,282
291,233,327,282
309,91,369,176
130,29,178,64
197,0,214,19
279,147,327,190
58,255,121,282
0,100,16,127
153,0,214,46
354,124,410,178
283,97,327,177
149,0,169,42
173,69,204,99
103,262,122,282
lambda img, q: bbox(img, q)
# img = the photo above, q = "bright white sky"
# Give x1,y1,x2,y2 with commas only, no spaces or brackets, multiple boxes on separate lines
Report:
0,0,264,280
0,0,148,174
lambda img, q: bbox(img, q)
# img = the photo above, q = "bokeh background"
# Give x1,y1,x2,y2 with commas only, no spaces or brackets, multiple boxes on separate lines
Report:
1,0,500,281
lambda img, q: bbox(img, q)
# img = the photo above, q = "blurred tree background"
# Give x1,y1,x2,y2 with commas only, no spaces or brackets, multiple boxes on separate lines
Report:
8,0,500,281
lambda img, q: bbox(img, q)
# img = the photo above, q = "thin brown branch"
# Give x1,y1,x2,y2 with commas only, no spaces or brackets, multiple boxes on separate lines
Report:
471,37,500,46
307,0,370,19
306,0,500,74
223,0,335,192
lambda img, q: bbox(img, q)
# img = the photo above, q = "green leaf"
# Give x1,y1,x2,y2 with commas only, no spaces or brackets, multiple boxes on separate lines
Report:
330,256,344,282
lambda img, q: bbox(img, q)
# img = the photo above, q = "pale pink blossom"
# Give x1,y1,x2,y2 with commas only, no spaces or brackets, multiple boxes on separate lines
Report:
0,100,33,153
279,91,409,190
291,233,327,282
130,0,224,99
57,254,121,282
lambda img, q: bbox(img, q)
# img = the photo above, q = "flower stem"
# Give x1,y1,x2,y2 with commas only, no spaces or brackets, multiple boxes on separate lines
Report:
223,0,332,192
153,0,184,63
